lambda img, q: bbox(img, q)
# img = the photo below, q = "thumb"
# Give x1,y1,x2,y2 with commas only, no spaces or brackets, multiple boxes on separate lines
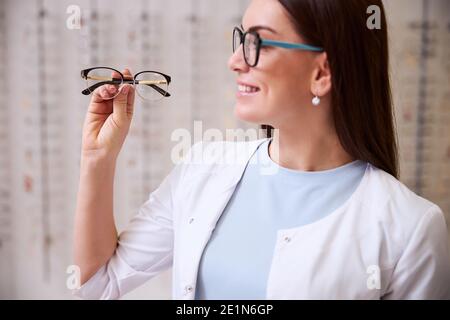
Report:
112,84,132,126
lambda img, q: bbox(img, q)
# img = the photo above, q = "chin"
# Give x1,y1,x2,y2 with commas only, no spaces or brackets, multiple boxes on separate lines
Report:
233,102,267,125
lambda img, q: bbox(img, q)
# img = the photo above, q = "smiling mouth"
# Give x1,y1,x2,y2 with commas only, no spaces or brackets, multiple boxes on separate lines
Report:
237,84,260,96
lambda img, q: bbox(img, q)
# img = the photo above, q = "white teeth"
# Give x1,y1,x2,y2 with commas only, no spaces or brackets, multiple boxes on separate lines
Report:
238,85,259,93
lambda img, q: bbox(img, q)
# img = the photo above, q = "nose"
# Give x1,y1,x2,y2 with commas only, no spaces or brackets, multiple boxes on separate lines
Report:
228,44,250,73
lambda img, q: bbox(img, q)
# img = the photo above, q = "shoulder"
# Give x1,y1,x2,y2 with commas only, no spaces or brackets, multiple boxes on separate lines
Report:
363,164,440,215
359,163,447,245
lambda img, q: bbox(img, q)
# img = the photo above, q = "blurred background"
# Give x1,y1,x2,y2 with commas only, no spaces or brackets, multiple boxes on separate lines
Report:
0,0,448,299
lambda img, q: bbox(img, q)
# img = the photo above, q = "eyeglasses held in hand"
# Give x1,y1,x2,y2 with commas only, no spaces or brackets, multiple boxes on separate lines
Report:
80,67,171,101
232,26,324,67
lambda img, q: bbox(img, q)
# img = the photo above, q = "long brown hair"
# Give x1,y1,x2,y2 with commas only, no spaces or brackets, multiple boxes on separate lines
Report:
262,0,399,178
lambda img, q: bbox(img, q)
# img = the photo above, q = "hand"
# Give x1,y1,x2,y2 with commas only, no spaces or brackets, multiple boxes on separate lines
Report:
81,69,135,161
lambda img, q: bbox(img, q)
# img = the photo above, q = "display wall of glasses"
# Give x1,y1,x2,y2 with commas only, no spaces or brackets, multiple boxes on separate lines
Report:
387,0,450,232
0,0,449,299
0,0,13,297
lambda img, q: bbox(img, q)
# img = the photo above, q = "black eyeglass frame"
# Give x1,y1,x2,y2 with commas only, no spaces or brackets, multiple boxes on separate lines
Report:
233,26,324,67
80,66,172,98
233,27,261,67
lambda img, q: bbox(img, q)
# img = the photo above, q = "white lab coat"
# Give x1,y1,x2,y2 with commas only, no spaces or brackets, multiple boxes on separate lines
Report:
73,138,450,300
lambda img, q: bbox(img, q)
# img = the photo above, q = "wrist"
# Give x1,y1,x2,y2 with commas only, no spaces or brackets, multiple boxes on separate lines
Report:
80,151,117,173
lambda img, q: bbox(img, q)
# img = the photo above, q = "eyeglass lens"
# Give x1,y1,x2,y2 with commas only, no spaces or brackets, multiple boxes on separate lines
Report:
243,33,258,66
233,29,259,67
135,72,169,101
86,68,122,100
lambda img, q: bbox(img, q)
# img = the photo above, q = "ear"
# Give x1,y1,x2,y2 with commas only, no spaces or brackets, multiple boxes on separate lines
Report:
310,52,332,97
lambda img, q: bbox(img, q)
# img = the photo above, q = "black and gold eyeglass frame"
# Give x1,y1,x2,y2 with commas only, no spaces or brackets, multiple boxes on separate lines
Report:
81,66,171,101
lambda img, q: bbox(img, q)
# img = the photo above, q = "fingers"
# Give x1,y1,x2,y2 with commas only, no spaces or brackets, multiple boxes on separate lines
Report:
91,68,130,103
89,69,135,123
126,83,135,117
122,68,133,80
111,69,122,79
91,85,117,103
112,85,132,125
112,69,135,125
120,68,135,118
122,67,135,114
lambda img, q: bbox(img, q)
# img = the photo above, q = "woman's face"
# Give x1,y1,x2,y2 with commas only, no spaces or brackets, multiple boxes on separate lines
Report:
228,0,319,127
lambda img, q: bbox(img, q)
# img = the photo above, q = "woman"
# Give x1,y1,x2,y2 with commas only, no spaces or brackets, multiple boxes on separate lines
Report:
73,0,450,299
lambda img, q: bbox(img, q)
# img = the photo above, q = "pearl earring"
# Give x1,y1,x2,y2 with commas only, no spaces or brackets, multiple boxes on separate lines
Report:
312,94,321,106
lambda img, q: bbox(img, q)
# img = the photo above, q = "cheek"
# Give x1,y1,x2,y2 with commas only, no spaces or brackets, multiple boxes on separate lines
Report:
266,58,312,108
233,53,313,123
262,69,305,110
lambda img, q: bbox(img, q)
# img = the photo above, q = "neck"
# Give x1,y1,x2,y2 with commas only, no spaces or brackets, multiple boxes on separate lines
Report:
268,124,355,172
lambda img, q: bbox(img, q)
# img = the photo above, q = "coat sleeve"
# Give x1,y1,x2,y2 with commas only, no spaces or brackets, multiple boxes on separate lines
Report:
382,205,450,299
72,143,199,300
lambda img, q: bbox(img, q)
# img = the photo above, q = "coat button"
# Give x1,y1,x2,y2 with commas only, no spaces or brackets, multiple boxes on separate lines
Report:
188,217,195,224
283,236,291,243
184,285,194,295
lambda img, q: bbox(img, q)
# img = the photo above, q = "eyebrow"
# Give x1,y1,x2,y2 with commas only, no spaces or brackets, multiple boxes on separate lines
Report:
241,24,278,34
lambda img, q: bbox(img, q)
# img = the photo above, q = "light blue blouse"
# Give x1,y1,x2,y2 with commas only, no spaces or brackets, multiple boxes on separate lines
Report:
195,138,368,299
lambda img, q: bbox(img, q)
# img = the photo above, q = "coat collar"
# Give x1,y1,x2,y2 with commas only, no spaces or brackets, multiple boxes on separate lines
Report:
178,138,270,299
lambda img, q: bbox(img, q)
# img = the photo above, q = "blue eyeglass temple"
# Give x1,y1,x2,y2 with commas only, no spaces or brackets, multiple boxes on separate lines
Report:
236,27,324,52
260,39,324,52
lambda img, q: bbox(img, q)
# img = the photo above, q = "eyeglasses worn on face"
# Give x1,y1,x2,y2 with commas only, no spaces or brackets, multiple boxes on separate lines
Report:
80,67,172,101
232,27,324,67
